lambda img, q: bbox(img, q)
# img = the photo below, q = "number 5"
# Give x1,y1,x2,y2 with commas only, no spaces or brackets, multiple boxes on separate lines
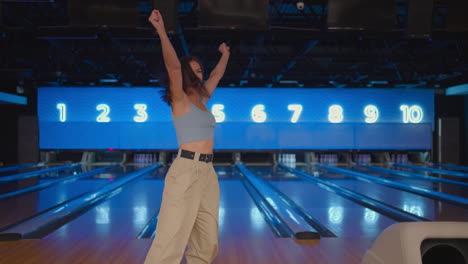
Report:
211,104,225,123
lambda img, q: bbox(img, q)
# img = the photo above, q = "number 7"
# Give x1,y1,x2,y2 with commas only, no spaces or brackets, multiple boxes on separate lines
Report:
288,104,303,123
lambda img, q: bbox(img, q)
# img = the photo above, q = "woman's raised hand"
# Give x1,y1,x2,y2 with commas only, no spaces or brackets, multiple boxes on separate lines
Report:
218,43,230,55
148,10,165,32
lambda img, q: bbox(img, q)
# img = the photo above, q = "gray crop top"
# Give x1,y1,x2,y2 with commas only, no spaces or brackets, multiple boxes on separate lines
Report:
172,102,216,146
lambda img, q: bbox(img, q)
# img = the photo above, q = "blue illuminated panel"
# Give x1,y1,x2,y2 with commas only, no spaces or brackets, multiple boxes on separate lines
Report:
38,87,434,150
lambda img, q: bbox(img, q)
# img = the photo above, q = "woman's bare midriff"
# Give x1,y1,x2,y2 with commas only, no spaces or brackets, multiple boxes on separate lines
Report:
179,139,214,154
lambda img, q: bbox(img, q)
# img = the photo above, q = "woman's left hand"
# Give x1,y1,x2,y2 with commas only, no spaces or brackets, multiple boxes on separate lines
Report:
219,43,230,55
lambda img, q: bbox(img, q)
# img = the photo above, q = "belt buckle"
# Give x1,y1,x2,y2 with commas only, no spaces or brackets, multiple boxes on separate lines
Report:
198,154,212,163
199,154,206,162
181,149,195,160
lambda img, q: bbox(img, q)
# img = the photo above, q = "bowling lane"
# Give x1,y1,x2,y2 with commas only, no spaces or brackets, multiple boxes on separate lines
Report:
247,166,398,238
353,166,468,199
305,165,468,221
45,165,276,239
44,165,167,239
0,165,88,194
0,165,132,229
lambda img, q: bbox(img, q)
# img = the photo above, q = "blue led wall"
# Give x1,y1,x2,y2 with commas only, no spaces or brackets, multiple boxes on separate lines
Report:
38,87,434,150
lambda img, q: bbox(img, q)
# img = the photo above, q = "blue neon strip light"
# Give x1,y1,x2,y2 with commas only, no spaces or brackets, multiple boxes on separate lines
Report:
0,92,27,105
0,163,81,183
361,165,468,188
433,163,468,173
0,165,116,200
393,164,468,178
0,163,43,173
446,83,468,96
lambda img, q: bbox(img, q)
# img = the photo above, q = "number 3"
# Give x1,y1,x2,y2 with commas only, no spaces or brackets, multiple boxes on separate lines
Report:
134,104,148,122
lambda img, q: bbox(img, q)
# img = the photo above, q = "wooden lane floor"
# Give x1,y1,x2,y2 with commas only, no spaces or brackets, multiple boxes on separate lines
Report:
331,166,468,221
3,164,468,262
278,167,468,221
0,165,277,242
271,165,468,222
0,237,374,264
248,166,399,237
38,166,277,240
0,166,130,228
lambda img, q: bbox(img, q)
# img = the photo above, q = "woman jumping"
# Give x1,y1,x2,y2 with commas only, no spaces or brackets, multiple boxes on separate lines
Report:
144,9,230,264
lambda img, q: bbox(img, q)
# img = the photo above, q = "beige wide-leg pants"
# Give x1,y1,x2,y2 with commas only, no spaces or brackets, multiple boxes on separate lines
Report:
144,150,219,264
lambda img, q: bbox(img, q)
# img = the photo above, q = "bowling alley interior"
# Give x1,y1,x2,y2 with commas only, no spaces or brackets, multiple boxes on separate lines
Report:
1,1,468,264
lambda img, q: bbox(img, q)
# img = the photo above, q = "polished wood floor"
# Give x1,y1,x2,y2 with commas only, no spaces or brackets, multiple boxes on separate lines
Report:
2,163,468,263
0,237,374,264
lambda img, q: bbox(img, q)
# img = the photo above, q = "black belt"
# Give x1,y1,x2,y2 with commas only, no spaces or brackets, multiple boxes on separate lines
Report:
180,149,213,163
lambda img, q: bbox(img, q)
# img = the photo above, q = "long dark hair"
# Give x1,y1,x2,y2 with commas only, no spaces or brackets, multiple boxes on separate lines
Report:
160,56,210,105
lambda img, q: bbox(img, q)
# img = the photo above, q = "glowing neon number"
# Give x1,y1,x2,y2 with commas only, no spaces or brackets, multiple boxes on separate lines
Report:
400,105,423,123
96,104,111,123
133,104,148,122
56,103,66,122
288,104,303,123
211,104,225,123
364,105,379,123
251,104,267,123
328,105,343,123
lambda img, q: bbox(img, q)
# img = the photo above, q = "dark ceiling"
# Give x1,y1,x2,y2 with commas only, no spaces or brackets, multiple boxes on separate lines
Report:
0,0,467,92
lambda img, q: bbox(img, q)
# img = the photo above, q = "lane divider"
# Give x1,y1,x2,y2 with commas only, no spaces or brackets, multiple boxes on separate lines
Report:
137,209,160,239
238,163,329,239
240,176,294,238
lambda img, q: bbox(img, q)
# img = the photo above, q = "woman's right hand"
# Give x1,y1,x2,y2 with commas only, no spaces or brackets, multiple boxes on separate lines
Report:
148,10,165,32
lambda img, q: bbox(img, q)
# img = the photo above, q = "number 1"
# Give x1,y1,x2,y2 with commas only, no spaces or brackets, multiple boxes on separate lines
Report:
57,103,66,122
